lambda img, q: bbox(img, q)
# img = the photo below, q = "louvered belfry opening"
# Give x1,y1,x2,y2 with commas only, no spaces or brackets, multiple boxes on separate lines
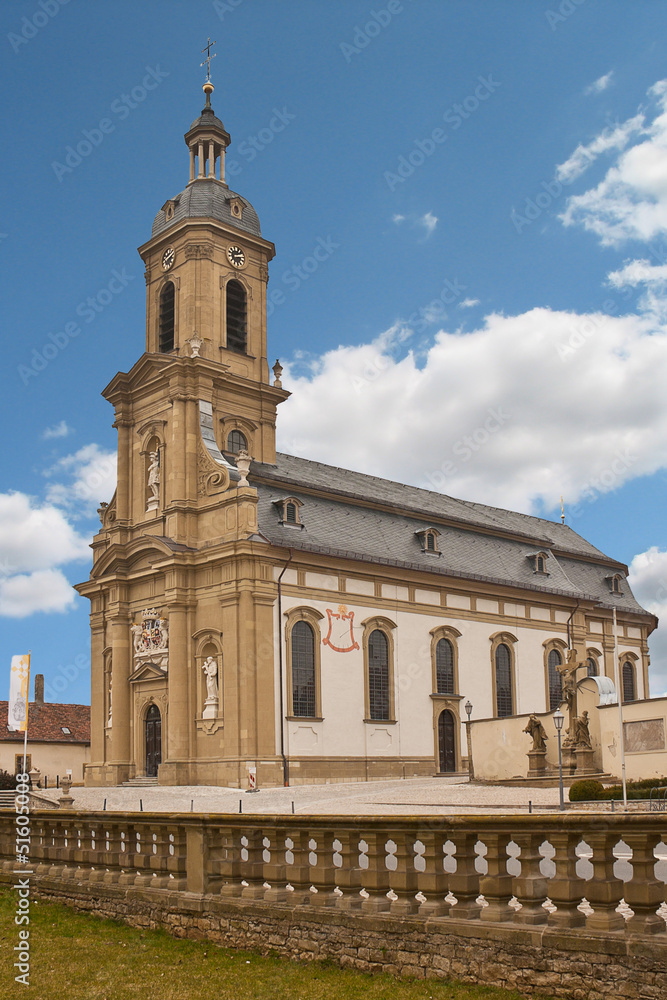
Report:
158,282,175,352
226,279,247,353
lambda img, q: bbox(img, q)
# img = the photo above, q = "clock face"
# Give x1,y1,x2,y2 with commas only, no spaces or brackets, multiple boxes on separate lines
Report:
162,247,175,271
227,245,246,268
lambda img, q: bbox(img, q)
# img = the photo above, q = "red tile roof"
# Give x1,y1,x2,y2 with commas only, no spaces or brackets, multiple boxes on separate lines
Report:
0,701,90,744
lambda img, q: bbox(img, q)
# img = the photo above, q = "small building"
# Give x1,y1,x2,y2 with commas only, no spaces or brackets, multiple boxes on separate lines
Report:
0,674,90,783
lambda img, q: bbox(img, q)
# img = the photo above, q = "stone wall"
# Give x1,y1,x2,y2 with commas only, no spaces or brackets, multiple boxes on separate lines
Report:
2,876,663,1000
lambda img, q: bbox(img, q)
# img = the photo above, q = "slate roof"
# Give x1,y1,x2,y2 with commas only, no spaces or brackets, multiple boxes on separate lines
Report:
152,179,261,239
0,702,90,744
250,453,651,618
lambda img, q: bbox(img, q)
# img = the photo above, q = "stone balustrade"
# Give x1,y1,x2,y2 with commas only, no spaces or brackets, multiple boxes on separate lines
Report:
1,810,665,935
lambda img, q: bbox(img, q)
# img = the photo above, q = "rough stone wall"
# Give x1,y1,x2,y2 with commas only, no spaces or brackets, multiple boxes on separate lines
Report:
4,878,664,1000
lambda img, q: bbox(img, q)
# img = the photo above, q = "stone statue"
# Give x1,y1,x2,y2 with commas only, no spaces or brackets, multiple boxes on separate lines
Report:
147,451,160,500
202,656,219,701
131,622,144,653
523,714,548,753
573,710,592,750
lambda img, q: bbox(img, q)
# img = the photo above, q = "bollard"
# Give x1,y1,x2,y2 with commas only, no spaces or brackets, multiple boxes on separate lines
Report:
103,799,107,811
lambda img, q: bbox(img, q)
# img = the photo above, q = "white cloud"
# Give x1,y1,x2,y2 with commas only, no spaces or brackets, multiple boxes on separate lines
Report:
556,113,645,184
419,212,438,236
0,569,77,618
560,80,667,243
585,71,614,96
459,298,480,309
628,547,667,696
0,492,91,619
392,214,405,223
44,444,117,516
42,420,72,440
276,305,667,515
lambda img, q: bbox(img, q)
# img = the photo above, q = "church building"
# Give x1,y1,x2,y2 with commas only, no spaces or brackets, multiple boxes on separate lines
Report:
76,77,656,788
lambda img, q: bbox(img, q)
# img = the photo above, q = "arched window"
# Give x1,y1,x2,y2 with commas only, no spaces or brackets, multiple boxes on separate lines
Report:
622,660,636,703
159,282,175,352
285,502,297,524
291,621,316,717
587,657,598,677
435,638,455,695
495,643,513,717
368,629,390,721
226,279,247,353
226,429,247,454
547,648,563,711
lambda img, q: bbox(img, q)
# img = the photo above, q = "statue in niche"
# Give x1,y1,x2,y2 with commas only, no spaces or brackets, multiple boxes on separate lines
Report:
573,710,592,750
202,656,219,701
147,450,160,502
523,714,548,753
107,682,112,726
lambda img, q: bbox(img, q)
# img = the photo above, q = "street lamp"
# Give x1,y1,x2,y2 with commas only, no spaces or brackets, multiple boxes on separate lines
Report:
553,709,565,810
464,700,474,781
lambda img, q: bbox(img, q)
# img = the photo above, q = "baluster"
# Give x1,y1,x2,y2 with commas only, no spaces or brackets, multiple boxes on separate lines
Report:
547,831,586,927
166,824,188,889
584,832,625,932
218,825,244,897
512,831,548,925
390,829,420,915
479,832,514,922
360,828,391,912
418,828,451,918
308,828,338,906
102,825,125,885
448,832,482,919
623,831,666,935
240,828,266,899
263,826,289,902
286,829,314,904
335,829,362,910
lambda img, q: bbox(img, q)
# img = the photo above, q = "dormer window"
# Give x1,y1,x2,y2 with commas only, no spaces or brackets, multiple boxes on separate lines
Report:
229,197,244,220
607,574,624,595
416,527,441,555
273,497,304,528
529,551,549,575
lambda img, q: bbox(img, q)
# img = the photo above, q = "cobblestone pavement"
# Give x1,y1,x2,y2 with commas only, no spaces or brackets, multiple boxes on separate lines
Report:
36,775,582,815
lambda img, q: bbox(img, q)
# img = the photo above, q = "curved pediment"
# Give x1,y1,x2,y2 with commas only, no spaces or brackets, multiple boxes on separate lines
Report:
91,534,191,578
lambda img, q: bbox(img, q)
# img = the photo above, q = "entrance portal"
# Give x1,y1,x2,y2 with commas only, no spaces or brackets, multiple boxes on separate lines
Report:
145,704,162,777
438,709,456,773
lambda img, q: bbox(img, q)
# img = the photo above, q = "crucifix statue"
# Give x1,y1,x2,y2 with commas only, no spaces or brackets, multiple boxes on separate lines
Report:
201,37,217,82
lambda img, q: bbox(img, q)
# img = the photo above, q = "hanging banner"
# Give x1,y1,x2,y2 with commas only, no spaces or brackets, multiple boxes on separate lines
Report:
8,654,30,732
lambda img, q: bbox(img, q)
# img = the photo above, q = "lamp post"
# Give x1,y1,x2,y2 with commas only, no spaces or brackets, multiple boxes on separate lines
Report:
554,709,565,810
464,700,474,781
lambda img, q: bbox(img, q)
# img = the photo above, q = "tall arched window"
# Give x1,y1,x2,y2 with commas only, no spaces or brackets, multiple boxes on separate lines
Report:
587,657,598,677
495,643,513,717
226,279,247,354
291,621,316,717
226,429,247,454
547,648,563,711
159,281,175,353
368,629,390,721
435,638,455,695
622,660,636,703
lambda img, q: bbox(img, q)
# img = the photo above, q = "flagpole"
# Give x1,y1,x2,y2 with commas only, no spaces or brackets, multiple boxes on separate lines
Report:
22,650,30,776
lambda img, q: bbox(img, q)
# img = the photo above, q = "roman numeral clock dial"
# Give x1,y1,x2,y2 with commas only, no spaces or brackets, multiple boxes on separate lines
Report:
227,245,246,268
161,247,175,270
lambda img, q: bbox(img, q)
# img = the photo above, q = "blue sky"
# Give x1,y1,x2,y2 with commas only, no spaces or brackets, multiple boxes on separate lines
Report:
2,0,667,704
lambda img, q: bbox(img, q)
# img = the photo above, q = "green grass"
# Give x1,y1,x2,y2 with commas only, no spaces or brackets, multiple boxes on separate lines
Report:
0,890,557,1000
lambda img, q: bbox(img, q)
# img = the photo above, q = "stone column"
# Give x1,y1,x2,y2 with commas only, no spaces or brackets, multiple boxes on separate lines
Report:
166,604,189,766
109,614,132,781
208,141,215,177
89,612,106,767
189,147,195,182
197,141,204,178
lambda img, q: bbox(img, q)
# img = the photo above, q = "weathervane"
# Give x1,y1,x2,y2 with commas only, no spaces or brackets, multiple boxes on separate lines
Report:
201,37,217,82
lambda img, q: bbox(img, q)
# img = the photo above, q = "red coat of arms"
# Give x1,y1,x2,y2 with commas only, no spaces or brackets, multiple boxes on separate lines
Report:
322,605,359,653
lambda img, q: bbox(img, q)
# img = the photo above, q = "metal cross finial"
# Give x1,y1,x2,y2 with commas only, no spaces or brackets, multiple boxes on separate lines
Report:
201,37,217,82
